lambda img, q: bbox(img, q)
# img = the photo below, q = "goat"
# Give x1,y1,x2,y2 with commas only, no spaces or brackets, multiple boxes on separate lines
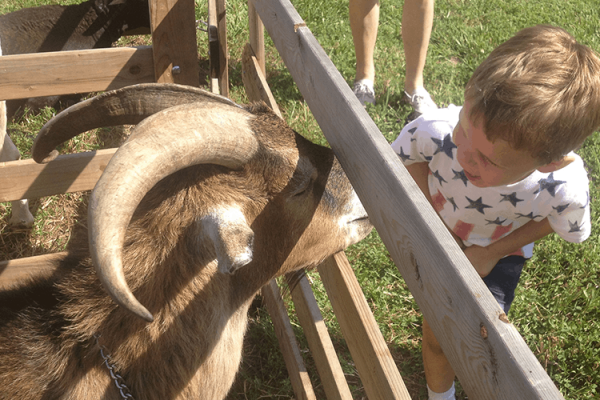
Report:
0,83,373,399
0,0,150,119
0,0,150,226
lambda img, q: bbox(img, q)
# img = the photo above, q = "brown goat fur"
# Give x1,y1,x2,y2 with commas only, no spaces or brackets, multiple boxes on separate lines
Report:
0,104,371,399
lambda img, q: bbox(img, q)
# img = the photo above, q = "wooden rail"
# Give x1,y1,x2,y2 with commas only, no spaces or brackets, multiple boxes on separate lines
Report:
0,47,155,100
0,149,115,203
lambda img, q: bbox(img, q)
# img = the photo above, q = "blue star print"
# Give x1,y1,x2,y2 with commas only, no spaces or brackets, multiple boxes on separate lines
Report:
396,147,412,162
486,217,506,225
500,192,524,207
420,152,433,162
431,134,457,159
452,169,468,186
465,196,492,214
447,197,458,211
432,170,447,186
552,203,570,214
516,211,542,220
535,173,566,197
568,220,582,233
408,127,417,135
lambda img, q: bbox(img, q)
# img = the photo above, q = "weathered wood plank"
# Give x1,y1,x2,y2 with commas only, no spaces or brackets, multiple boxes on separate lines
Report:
318,253,410,400
248,0,265,76
0,252,66,290
261,280,317,400
251,0,564,398
0,47,155,101
208,0,220,94
216,0,229,97
0,149,115,203
149,0,199,86
241,43,282,118
286,271,354,400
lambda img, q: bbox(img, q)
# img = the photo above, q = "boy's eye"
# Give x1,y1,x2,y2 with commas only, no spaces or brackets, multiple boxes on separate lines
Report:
481,154,499,168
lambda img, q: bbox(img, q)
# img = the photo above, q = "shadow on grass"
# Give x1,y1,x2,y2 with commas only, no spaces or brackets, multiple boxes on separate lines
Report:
226,295,471,400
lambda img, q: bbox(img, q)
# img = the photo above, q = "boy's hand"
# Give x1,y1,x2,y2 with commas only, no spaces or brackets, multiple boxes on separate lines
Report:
463,245,500,278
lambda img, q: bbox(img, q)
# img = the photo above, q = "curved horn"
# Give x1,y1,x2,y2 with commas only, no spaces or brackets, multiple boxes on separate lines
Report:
89,102,259,322
32,83,239,163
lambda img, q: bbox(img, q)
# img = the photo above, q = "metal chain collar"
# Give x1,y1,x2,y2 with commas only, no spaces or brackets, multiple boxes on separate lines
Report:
94,334,136,400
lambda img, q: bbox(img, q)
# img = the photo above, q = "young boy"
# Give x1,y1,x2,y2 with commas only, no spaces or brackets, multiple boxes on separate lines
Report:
390,25,600,400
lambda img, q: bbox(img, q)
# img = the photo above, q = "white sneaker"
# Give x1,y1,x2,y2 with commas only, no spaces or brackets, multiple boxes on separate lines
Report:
352,80,376,106
404,87,437,115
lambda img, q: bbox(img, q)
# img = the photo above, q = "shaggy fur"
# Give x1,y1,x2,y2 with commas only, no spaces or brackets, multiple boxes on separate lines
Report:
0,104,371,399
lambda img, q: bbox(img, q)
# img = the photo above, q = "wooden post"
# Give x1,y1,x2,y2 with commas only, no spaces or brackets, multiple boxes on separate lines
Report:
216,0,229,97
149,0,199,86
208,0,229,96
248,0,265,76
207,0,220,93
286,272,354,400
261,281,317,400
318,254,410,399
241,43,281,117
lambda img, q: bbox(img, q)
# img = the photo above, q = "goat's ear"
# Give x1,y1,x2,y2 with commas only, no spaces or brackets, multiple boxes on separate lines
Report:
200,208,254,274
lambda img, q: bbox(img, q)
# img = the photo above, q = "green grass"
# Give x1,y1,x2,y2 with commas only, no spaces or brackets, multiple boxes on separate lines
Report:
1,0,599,398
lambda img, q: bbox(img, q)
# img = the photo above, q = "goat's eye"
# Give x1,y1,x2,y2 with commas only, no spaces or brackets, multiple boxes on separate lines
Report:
292,179,312,197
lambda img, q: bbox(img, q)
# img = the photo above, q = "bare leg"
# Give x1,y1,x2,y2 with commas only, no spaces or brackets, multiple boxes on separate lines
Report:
0,101,34,227
349,0,380,83
422,318,456,394
402,0,434,94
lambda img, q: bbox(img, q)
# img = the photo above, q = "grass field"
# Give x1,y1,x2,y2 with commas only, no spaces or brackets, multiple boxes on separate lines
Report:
1,0,599,398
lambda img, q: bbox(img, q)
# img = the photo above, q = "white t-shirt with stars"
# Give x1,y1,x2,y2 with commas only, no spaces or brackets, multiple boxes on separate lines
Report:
391,105,591,258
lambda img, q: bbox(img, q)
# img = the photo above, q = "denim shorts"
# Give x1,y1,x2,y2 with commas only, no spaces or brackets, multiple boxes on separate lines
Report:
482,256,526,314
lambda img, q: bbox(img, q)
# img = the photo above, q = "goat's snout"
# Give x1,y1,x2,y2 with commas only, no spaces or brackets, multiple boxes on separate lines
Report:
200,207,255,275
339,188,372,247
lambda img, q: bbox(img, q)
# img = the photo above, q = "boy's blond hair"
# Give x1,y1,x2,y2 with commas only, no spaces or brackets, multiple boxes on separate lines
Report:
465,25,600,164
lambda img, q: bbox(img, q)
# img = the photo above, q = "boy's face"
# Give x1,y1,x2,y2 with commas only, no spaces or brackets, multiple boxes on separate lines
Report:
452,101,542,188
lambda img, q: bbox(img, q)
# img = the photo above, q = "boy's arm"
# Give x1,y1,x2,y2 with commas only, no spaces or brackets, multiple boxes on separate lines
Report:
464,218,554,277
405,162,433,204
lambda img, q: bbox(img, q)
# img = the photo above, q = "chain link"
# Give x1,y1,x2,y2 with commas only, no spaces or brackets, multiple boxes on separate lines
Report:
94,334,136,400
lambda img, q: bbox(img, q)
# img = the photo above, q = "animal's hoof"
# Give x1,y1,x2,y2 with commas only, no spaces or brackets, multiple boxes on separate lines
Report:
9,200,34,228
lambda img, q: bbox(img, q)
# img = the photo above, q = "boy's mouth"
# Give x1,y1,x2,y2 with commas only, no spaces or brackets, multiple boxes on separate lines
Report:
463,169,482,184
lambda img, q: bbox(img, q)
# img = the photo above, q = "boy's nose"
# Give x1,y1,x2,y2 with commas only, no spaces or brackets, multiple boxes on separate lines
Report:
457,145,477,172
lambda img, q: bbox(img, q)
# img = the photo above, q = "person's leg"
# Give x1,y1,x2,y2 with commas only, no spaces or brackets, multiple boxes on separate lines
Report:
349,0,379,105
422,318,456,397
402,0,433,93
349,0,379,83
402,0,437,114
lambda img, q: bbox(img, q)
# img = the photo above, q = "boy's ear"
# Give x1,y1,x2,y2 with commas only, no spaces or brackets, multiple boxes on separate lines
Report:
537,154,576,173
